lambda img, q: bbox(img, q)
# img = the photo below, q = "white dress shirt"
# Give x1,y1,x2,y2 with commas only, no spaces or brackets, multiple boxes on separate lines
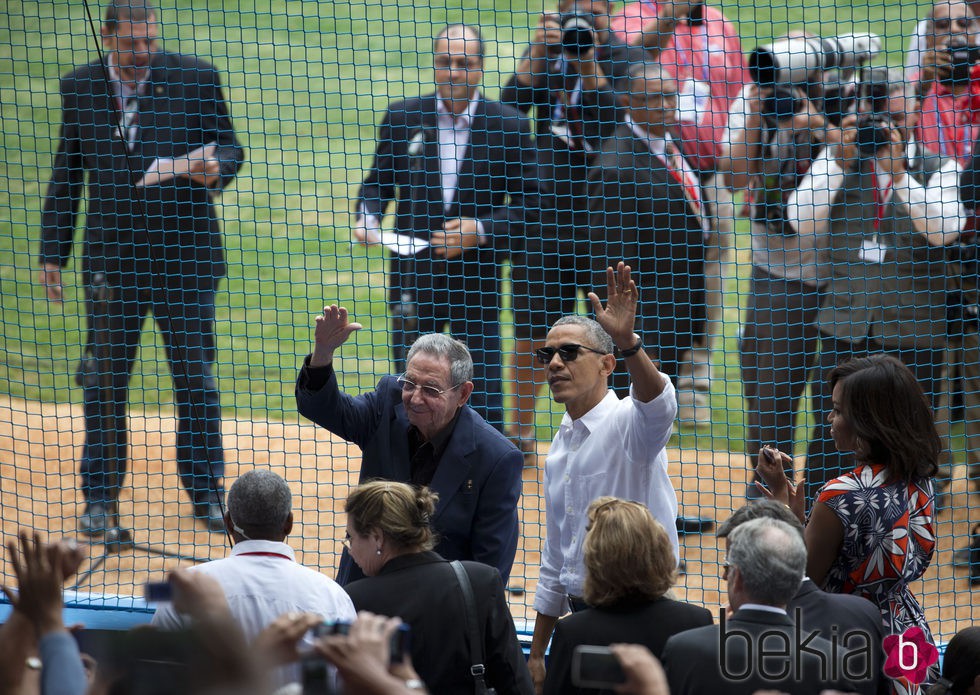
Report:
533,382,681,618
787,143,966,246
151,539,356,686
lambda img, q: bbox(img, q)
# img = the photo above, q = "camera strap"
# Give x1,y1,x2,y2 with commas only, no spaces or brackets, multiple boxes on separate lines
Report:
450,560,494,695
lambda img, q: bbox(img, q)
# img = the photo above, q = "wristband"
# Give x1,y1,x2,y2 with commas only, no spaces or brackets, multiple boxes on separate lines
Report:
619,336,643,358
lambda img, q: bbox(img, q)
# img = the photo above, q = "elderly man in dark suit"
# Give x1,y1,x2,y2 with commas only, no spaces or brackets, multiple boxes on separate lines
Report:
353,23,543,432
295,304,523,585
662,518,861,695
717,500,883,695
38,0,244,535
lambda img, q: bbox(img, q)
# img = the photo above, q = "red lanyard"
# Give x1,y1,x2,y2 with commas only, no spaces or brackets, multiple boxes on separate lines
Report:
663,145,702,212
238,551,292,560
870,171,893,232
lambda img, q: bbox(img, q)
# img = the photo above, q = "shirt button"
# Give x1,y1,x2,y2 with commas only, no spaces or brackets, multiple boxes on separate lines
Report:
567,506,573,514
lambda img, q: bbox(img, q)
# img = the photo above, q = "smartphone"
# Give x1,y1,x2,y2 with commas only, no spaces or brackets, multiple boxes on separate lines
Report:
571,645,626,688
389,623,411,664
143,581,173,603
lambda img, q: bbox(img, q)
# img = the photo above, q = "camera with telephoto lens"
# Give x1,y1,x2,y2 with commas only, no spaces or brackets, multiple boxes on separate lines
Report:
852,66,896,157
559,11,596,56
942,38,980,87
749,33,881,87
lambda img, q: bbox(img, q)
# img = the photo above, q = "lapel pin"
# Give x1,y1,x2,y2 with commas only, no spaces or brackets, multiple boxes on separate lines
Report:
155,86,164,95
465,479,473,492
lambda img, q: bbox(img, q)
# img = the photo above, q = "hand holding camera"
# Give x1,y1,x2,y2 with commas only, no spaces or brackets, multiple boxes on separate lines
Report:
530,12,563,60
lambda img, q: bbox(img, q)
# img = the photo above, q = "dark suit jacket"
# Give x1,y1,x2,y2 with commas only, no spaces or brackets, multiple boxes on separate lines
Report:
40,52,244,290
345,551,534,695
357,92,543,303
588,126,706,374
543,596,713,695
295,361,523,584
788,579,884,695
662,608,858,695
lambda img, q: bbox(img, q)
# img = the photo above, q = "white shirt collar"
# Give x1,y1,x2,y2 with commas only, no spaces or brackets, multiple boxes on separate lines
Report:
624,114,669,158
738,603,788,615
560,389,619,433
229,539,296,561
437,90,481,127
106,54,150,98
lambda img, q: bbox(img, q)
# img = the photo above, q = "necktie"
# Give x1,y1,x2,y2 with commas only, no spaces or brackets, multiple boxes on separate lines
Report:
118,94,139,151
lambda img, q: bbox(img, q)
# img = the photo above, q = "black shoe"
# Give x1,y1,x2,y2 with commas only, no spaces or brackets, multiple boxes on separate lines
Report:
79,502,110,537
676,516,715,535
194,500,227,533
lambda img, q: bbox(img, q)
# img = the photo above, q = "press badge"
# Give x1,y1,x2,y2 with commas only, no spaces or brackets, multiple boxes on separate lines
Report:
859,238,887,264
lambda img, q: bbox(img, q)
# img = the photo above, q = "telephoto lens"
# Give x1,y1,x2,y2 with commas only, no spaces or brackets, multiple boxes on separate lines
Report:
559,12,595,56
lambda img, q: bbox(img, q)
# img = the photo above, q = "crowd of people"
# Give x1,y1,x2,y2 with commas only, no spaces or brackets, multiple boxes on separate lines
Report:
15,0,980,691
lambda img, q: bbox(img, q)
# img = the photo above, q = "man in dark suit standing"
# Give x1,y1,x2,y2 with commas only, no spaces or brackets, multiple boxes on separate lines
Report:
588,60,705,403
588,60,712,534
295,304,523,586
38,0,244,535
662,518,860,695
353,23,542,432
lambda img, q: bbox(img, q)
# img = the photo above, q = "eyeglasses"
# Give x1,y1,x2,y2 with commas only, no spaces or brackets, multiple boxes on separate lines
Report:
397,374,462,398
535,343,609,365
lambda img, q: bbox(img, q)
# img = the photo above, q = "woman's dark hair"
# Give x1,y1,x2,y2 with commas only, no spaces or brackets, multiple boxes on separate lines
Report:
345,480,438,552
924,626,980,695
829,354,940,481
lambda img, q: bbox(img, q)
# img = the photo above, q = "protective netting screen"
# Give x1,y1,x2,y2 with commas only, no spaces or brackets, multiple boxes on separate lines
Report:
1,0,978,647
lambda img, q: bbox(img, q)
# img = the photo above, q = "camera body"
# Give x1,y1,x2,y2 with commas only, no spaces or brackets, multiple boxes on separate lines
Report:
853,66,896,157
944,39,980,87
559,11,596,56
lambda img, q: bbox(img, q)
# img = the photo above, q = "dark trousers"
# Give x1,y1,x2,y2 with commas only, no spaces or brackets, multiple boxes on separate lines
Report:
79,276,224,505
739,268,822,467
805,334,945,501
389,257,504,431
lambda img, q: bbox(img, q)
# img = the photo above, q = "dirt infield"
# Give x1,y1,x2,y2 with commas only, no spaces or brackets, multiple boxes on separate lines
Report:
1,394,977,637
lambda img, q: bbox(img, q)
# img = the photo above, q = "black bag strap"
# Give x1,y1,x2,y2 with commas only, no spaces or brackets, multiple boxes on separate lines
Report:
450,560,492,695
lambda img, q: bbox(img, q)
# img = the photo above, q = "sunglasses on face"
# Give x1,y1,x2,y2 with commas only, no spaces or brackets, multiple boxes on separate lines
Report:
535,343,608,365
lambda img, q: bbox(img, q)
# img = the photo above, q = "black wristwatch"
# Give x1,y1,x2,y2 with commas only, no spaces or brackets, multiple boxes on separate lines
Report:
619,336,643,358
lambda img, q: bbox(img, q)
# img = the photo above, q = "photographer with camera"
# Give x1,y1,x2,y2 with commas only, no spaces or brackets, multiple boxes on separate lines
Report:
726,31,879,496
502,0,644,460
789,68,966,501
915,0,980,164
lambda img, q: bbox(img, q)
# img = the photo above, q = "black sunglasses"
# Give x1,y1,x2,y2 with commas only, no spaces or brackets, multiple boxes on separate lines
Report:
535,343,609,365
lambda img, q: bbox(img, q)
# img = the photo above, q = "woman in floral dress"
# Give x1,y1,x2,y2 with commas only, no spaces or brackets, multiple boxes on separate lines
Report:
759,354,940,695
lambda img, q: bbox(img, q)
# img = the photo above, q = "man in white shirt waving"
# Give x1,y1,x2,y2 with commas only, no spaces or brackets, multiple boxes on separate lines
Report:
527,262,680,691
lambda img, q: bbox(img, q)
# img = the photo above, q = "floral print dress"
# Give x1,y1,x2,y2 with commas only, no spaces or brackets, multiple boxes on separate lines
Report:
816,463,938,695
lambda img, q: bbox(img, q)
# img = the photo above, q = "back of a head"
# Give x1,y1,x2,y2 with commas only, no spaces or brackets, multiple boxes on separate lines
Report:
227,469,292,541
727,518,806,607
829,354,940,482
583,497,676,606
926,626,980,695
717,500,806,543
346,480,438,552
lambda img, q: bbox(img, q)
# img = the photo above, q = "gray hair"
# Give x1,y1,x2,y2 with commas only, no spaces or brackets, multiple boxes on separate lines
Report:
552,316,615,355
717,500,806,543
227,469,292,539
727,518,806,606
406,333,474,385
627,61,680,101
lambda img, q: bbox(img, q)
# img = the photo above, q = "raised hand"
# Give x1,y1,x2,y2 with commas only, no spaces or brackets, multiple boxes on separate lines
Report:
2,532,67,637
311,304,363,368
588,262,638,349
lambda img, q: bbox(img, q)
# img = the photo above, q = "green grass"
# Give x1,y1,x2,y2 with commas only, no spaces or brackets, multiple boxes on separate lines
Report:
0,0,938,450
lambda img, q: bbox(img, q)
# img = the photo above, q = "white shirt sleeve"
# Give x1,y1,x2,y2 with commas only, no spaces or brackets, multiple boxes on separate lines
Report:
786,147,845,239
533,465,570,618
896,159,967,244
623,379,676,463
